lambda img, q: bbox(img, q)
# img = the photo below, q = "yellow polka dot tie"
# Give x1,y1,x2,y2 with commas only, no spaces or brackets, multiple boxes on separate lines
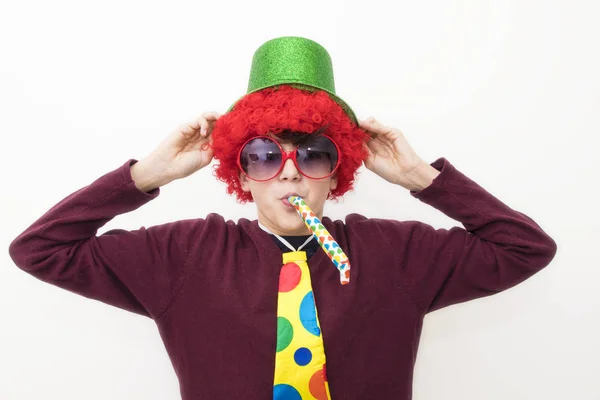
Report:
273,250,331,400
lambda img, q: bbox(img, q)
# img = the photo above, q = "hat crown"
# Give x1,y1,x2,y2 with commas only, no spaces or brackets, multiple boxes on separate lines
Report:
248,36,336,94
227,36,357,125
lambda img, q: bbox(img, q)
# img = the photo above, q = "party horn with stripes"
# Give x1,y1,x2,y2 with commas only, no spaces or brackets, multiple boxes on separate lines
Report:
288,195,350,285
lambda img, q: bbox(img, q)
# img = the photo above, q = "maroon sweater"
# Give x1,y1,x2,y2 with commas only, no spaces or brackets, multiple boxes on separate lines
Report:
8,157,557,399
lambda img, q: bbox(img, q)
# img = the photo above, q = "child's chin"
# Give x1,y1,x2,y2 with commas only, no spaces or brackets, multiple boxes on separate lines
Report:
278,216,308,233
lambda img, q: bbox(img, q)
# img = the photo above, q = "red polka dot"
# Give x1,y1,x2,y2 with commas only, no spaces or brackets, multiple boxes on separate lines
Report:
279,262,301,292
309,368,328,400
323,363,328,382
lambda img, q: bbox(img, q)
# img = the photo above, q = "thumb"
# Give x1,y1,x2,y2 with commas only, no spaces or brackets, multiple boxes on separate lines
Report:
363,143,375,168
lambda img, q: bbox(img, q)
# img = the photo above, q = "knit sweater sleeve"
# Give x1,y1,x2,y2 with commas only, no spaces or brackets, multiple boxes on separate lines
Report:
372,157,557,314
8,159,209,320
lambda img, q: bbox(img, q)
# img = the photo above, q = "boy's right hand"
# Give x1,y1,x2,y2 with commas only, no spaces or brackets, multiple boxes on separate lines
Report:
147,111,222,181
130,112,221,192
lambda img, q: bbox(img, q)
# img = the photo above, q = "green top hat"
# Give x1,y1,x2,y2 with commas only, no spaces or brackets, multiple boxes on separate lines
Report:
226,36,358,125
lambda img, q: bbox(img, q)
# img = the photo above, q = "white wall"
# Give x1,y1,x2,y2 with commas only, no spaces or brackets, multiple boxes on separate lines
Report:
1,0,597,399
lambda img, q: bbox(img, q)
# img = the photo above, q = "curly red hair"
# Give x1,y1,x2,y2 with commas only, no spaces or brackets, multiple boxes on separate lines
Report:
209,84,370,204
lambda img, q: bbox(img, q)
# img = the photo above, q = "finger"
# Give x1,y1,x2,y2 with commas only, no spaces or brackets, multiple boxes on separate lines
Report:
202,112,222,127
359,117,382,138
361,118,388,131
200,112,222,136
180,121,199,137
202,117,216,136
183,113,209,135
364,121,400,142
203,111,222,120
365,129,377,139
194,116,209,137
359,116,376,125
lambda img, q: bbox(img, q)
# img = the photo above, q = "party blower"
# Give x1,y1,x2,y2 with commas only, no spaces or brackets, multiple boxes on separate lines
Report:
288,195,351,285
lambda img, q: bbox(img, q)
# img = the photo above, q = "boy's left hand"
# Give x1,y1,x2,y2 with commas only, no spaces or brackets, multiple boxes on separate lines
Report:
359,117,426,188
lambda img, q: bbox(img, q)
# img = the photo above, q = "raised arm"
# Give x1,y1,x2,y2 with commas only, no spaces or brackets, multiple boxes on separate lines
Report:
357,117,556,314
8,112,221,319
380,157,557,314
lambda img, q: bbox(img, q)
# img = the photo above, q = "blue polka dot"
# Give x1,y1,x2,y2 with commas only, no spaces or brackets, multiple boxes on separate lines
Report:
273,384,301,400
294,347,312,366
299,291,321,336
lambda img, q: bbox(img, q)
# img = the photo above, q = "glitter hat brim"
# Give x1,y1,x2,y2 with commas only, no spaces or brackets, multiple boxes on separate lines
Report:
225,36,358,126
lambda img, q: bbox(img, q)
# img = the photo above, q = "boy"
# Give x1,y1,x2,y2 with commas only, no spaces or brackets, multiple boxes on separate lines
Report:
8,37,557,399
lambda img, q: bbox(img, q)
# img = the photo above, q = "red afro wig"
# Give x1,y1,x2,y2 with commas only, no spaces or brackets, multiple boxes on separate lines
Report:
209,84,371,204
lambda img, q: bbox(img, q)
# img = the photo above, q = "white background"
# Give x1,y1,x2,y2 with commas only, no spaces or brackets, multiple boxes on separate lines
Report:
1,0,598,399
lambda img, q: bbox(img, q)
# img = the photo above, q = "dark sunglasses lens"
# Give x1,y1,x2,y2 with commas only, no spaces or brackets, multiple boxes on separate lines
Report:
239,138,282,180
297,136,339,178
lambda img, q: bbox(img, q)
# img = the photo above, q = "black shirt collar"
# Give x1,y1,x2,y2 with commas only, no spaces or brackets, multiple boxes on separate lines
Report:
269,234,319,259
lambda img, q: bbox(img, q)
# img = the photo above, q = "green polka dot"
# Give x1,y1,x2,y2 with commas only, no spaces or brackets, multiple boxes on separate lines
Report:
276,317,293,352
337,248,342,254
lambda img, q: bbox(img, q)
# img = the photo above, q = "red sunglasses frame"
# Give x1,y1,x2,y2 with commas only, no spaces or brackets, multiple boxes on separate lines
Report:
236,134,342,182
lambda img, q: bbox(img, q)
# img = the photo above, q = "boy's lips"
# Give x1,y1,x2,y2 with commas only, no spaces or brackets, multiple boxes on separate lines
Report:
281,192,302,200
281,192,302,202
280,192,302,208
281,198,295,208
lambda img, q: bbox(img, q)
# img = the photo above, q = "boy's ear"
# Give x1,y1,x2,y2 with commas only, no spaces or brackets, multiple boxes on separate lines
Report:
330,173,338,191
239,171,250,192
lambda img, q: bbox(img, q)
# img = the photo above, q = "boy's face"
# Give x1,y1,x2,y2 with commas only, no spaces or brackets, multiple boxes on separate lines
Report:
239,140,338,236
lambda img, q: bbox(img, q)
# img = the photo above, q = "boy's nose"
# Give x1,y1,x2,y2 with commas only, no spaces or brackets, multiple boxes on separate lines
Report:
279,158,301,181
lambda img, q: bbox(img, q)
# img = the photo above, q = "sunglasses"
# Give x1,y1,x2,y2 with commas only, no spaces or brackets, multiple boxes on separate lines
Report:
237,134,341,181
